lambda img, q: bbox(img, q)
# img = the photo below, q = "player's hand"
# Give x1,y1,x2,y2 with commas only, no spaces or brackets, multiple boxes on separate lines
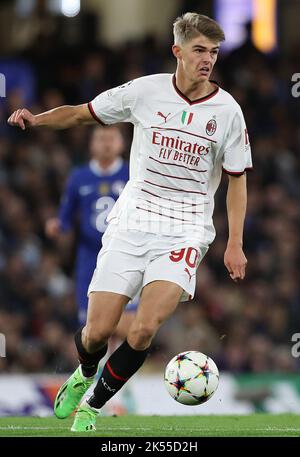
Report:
224,244,247,282
45,218,61,239
7,108,37,130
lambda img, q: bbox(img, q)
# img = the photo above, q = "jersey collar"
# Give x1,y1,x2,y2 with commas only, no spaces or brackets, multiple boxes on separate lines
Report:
90,158,123,176
172,74,219,105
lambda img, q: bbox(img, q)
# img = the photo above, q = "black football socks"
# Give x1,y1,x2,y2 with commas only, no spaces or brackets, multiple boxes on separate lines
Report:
88,339,149,409
74,326,108,378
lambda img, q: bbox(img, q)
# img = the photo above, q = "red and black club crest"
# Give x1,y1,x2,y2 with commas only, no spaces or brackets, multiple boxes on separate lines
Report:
205,118,217,136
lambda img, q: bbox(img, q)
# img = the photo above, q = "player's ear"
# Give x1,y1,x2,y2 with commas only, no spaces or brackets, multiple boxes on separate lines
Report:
172,45,182,60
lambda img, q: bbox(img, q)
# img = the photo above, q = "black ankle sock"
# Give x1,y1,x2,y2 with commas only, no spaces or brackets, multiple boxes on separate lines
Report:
74,326,108,377
88,340,149,409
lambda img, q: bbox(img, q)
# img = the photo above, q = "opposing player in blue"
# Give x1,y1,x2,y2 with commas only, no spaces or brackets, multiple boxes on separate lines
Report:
46,124,137,335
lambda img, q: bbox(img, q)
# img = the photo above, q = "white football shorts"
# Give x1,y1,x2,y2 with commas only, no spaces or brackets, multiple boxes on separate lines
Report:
88,225,208,302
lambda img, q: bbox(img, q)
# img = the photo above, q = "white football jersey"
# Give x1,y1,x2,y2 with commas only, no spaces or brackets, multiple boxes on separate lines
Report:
89,74,252,245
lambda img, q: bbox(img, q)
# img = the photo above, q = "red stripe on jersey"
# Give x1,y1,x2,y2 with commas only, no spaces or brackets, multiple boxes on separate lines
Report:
144,180,207,195
88,102,106,125
149,156,207,173
222,167,253,176
106,361,128,381
136,206,197,222
146,168,204,183
151,126,217,144
141,188,207,206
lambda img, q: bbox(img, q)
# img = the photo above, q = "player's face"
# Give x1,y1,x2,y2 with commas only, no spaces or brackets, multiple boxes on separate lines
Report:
90,127,124,162
173,34,220,83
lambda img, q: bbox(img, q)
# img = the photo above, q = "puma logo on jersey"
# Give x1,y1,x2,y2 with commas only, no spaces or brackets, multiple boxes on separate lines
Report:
157,111,171,123
184,268,193,282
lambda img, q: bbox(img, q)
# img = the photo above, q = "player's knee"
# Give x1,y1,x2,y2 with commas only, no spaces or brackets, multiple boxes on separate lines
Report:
84,326,112,352
128,321,158,350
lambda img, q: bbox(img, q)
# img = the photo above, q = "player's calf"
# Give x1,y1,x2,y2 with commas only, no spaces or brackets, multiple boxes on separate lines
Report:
75,325,108,377
87,339,149,410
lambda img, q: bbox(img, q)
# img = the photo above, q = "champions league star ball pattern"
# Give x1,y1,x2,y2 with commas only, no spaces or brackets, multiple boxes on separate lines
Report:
164,351,219,406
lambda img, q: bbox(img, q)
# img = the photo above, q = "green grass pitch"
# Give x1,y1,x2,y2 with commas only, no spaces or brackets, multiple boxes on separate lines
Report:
0,414,299,437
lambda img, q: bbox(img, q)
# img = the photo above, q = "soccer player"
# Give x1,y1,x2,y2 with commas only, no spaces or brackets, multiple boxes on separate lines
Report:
45,125,137,336
8,13,252,431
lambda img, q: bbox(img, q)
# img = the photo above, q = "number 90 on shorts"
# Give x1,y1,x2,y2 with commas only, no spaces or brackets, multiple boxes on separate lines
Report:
88,228,208,303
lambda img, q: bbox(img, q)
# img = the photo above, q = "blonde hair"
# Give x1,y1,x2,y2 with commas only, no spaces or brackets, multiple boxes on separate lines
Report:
173,12,225,46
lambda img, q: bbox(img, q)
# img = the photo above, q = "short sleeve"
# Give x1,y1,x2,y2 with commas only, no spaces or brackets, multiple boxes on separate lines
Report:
222,107,253,176
88,80,137,125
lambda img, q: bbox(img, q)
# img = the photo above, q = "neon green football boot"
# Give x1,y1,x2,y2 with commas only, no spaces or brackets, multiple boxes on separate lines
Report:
71,401,99,432
54,366,95,419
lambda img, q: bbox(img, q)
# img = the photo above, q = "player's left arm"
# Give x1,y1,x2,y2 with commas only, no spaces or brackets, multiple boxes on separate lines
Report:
224,173,248,282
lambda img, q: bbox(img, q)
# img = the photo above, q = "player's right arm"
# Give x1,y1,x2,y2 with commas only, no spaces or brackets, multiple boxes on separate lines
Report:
7,103,95,130
9,78,137,130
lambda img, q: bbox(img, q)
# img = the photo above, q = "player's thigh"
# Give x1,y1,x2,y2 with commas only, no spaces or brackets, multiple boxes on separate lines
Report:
133,280,183,329
86,291,130,337
143,245,207,302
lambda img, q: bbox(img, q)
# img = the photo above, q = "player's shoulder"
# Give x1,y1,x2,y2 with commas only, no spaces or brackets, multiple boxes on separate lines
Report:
111,74,171,103
135,73,172,83
216,85,243,113
132,73,172,90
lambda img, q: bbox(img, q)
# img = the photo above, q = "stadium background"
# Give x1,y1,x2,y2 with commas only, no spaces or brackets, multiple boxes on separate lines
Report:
0,0,300,416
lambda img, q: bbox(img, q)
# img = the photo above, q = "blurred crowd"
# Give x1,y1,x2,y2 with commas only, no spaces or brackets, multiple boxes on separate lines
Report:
0,7,300,375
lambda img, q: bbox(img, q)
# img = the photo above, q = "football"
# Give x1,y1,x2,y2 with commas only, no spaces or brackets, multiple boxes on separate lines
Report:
164,351,219,405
